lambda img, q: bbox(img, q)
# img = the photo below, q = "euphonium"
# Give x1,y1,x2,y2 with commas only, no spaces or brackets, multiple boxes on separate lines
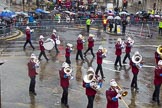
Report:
157,45,162,58
64,66,73,79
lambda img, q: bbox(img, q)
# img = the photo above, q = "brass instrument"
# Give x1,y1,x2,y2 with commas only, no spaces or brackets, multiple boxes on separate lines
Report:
78,34,85,43
157,45,162,58
67,43,73,51
102,48,107,57
64,66,74,80
117,38,125,48
31,54,40,68
83,67,102,91
127,37,134,46
132,51,143,69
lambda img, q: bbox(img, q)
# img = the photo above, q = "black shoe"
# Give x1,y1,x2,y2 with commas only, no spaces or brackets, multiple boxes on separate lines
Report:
23,48,26,51
33,92,37,96
135,88,139,92
33,48,35,50
152,97,157,102
123,62,127,64
120,65,122,67
46,59,49,62
64,104,69,108
76,58,80,60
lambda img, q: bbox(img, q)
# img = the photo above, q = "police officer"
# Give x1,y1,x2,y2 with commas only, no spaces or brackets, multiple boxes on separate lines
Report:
159,19,162,35
152,60,162,106
38,35,49,62
84,34,95,58
123,37,134,64
95,46,106,79
76,34,84,61
102,17,108,31
23,26,35,50
121,19,128,34
106,79,121,108
59,62,71,108
28,53,39,95
51,29,60,53
86,17,91,33
114,38,123,67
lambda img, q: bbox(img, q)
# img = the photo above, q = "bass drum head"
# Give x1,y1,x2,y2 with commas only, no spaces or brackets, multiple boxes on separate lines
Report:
43,39,54,50
56,39,60,45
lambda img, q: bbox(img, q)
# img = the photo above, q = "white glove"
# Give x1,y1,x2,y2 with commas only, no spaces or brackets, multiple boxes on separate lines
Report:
115,93,121,98
90,82,95,87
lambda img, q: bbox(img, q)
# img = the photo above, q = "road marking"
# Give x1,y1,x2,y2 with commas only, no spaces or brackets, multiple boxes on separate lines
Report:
5,30,24,41
134,45,158,47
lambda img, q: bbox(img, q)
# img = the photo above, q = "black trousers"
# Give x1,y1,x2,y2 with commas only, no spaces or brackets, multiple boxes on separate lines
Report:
103,25,107,31
61,87,68,105
65,56,71,65
76,50,84,60
159,28,162,35
152,84,161,104
84,47,95,57
114,55,122,66
95,64,104,79
38,51,48,61
122,26,126,34
87,25,90,33
23,39,34,50
123,53,131,63
131,73,138,88
29,76,36,93
54,42,59,53
87,95,95,108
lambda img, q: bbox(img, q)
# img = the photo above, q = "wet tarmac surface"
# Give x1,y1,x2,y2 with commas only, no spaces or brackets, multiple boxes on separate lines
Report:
1,24,162,108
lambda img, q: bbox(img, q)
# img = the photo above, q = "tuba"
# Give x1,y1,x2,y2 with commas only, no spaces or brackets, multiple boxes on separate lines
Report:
132,51,143,68
83,67,102,91
157,45,162,59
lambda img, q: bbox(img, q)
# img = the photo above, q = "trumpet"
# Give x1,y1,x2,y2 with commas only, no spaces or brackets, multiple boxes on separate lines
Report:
157,45,162,59
64,66,73,80
83,67,102,91
132,51,143,69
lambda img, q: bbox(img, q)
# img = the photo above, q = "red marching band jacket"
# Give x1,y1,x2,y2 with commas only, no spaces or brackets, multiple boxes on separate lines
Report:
65,47,71,57
125,42,132,53
130,60,139,74
115,43,122,56
154,67,162,85
106,88,118,108
88,37,94,48
155,51,162,65
96,50,104,64
28,60,37,77
59,67,70,88
26,30,31,40
39,40,45,51
77,39,83,50
82,81,97,96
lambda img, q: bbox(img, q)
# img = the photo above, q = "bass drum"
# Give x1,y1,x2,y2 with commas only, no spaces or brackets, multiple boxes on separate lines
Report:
43,38,55,50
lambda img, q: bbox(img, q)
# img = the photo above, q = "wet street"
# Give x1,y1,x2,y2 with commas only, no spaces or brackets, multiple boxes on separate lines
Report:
0,24,162,108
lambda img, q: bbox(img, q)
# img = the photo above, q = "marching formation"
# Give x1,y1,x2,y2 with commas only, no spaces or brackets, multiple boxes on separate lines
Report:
25,26,162,108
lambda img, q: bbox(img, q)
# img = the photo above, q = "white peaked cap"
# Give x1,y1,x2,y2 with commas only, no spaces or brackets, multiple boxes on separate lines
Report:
62,62,69,68
158,60,162,65
78,34,82,38
30,53,36,59
89,34,94,37
26,26,30,29
98,45,103,50
39,35,44,39
53,29,57,33
134,51,139,55
117,38,121,42
127,37,131,41
87,67,95,72
110,79,117,86
67,43,73,47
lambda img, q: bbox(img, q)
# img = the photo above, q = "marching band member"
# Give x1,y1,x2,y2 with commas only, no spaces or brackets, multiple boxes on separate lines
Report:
84,34,95,58
38,35,49,62
23,26,35,50
28,54,39,96
83,68,97,108
65,43,72,65
114,38,123,67
152,60,162,106
123,37,134,64
106,79,121,108
95,46,106,79
59,62,71,108
155,45,162,65
51,29,60,53
130,51,143,91
76,34,84,61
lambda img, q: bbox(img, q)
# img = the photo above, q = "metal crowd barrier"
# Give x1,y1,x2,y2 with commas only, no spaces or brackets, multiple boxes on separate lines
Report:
0,25,16,37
